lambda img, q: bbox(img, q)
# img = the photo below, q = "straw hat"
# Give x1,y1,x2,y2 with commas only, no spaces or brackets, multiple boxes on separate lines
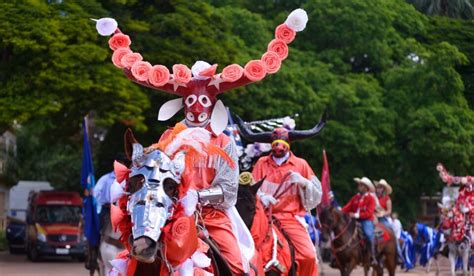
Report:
354,177,375,192
374,179,392,195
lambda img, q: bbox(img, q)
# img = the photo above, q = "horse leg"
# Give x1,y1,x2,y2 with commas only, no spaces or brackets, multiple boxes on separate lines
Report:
426,257,432,273
384,251,397,276
463,245,469,276
449,246,456,276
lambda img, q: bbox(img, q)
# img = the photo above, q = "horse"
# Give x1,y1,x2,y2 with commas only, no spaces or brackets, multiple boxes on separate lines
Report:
98,205,124,276
436,204,472,276
236,178,295,275
319,205,397,276
113,129,235,275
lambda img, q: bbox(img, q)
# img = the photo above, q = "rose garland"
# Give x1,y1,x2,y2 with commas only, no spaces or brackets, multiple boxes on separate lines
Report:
96,9,308,91
436,163,474,185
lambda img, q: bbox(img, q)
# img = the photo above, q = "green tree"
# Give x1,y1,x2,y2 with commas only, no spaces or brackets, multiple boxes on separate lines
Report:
0,1,149,135
3,0,473,222
423,17,474,108
407,0,474,19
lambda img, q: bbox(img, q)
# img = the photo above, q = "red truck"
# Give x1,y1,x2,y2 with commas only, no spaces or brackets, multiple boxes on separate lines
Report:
26,191,86,261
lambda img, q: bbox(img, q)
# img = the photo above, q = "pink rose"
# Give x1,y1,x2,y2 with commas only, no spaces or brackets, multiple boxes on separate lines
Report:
267,39,289,60
108,33,131,51
112,48,132,68
172,64,192,84
121,52,143,69
148,65,170,87
131,61,152,82
275,24,296,44
221,64,244,82
244,60,266,82
261,51,281,74
199,64,218,78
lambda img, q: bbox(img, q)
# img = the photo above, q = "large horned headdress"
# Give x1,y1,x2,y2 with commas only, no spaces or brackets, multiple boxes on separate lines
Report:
94,9,309,135
235,112,327,144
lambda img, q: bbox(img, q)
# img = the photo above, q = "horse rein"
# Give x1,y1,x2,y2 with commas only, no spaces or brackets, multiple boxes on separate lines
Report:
321,217,358,253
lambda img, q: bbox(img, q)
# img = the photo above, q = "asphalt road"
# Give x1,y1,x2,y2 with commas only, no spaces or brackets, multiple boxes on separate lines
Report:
0,250,460,275
0,251,86,276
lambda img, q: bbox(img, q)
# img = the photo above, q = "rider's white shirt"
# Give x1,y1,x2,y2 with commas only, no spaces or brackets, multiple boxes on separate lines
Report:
393,218,402,240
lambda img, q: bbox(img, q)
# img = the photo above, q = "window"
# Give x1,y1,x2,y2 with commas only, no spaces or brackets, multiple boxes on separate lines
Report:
35,205,82,224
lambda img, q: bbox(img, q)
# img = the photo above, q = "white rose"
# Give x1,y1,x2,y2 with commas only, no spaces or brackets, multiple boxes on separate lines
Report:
257,142,272,153
244,144,257,158
285,9,308,32
93,17,118,36
191,60,212,79
282,116,296,130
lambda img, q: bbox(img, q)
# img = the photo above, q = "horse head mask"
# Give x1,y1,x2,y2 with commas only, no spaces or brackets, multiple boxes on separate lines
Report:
122,129,184,263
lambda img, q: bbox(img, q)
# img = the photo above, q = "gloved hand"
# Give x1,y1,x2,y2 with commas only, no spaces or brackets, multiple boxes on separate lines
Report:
259,193,278,207
181,189,198,216
289,171,310,188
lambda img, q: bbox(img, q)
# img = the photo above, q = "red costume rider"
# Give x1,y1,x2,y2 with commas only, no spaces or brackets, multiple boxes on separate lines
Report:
237,115,326,276
96,7,312,274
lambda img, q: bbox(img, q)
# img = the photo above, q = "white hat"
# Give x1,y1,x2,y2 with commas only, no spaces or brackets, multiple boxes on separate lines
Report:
354,177,375,192
375,179,392,195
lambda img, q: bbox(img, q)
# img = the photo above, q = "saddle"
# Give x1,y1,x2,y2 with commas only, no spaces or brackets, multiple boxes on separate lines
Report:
356,222,391,246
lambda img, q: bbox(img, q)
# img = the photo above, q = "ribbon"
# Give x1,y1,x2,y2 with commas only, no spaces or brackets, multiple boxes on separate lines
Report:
114,160,131,183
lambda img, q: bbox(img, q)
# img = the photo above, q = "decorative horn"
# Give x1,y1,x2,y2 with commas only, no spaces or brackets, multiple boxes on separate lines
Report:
234,115,273,143
289,111,327,142
124,128,139,160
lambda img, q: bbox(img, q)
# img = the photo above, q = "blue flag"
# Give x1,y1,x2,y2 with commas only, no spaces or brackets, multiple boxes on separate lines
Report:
80,117,100,247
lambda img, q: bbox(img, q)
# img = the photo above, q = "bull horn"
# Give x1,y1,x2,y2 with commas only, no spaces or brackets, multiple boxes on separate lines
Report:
235,115,273,143
289,111,327,142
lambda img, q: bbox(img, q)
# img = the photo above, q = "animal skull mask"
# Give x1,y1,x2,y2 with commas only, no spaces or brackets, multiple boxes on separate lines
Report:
235,112,327,154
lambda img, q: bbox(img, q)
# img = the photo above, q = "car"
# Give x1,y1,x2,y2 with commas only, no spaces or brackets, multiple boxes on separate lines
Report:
6,217,26,254
26,191,86,261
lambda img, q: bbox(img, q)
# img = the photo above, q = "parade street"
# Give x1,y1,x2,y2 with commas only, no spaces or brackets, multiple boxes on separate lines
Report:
0,251,457,276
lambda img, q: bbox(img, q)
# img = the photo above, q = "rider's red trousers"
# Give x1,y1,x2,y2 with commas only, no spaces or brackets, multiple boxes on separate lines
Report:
201,207,245,275
275,212,318,276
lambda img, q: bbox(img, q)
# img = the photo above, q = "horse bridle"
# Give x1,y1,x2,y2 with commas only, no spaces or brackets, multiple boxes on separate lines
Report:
321,214,358,253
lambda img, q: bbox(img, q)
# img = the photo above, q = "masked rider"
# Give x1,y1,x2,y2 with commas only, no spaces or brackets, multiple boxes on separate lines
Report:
237,116,325,276
95,8,312,274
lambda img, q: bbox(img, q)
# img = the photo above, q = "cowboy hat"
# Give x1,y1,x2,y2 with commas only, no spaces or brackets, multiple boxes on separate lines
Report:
374,179,392,195
354,177,375,192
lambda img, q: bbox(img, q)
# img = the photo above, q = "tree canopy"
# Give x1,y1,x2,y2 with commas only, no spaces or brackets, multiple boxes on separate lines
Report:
1,0,473,221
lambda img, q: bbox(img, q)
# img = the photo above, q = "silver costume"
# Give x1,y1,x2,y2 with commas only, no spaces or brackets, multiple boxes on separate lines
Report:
127,148,184,242
209,139,239,209
298,175,322,210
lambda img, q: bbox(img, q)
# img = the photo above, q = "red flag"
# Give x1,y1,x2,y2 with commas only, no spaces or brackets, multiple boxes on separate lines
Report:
320,149,331,207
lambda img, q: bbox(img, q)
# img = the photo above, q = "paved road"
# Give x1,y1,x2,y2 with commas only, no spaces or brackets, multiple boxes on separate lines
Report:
318,258,455,276
0,251,86,276
0,250,459,275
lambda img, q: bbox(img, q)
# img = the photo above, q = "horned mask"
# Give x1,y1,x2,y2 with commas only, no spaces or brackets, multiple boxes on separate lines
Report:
235,112,327,153
94,9,310,135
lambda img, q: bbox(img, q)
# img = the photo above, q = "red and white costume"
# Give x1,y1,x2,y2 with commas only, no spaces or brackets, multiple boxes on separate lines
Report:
236,111,325,276
94,7,313,275
342,193,376,221
159,126,247,274
437,164,474,242
252,153,322,275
